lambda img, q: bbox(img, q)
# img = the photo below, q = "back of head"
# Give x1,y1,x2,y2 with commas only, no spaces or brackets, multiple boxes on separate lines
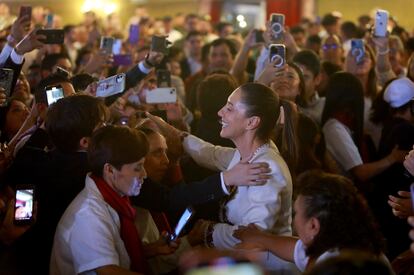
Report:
293,50,321,76
322,72,364,125
41,53,70,73
340,21,358,39
45,95,108,153
321,13,339,27
88,125,149,177
239,82,279,141
305,250,392,275
296,171,384,258
197,73,238,119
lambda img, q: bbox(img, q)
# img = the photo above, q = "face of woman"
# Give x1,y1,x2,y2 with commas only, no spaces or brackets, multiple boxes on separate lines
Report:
270,66,301,102
345,48,373,76
112,158,146,197
293,195,318,246
4,100,30,138
217,88,250,141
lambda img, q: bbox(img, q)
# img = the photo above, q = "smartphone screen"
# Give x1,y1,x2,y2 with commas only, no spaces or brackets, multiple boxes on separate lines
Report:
14,186,35,225
113,54,133,66
36,29,64,44
0,68,14,97
46,13,54,28
100,37,114,53
157,69,171,87
151,36,167,54
19,6,32,20
45,86,64,106
170,207,194,241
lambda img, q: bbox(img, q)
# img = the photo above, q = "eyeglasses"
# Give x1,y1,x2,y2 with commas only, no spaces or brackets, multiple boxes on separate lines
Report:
322,43,339,51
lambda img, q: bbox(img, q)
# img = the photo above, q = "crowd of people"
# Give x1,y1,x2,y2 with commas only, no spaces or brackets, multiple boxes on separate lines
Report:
0,2,414,274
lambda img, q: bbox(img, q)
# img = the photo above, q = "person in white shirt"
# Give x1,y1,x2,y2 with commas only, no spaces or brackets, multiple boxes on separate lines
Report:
234,171,392,273
146,82,295,250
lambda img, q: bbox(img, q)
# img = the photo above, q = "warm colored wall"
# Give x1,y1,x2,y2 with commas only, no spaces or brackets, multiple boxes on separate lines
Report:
318,0,414,31
4,0,198,25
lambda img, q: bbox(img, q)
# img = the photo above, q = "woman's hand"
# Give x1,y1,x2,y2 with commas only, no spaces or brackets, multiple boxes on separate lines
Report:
233,224,265,251
256,62,287,86
143,232,179,258
389,191,413,218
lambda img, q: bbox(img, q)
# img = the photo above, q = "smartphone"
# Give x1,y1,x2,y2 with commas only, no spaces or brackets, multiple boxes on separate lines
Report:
119,116,129,126
374,10,389,37
269,44,286,68
112,39,122,55
151,35,168,54
19,6,32,21
269,13,285,41
96,73,126,97
0,68,14,97
100,36,114,53
46,13,54,28
351,39,365,64
129,24,140,45
36,29,64,44
167,207,194,242
14,185,35,226
255,29,265,43
55,66,70,78
156,69,171,88
113,54,133,66
45,85,64,106
146,87,177,104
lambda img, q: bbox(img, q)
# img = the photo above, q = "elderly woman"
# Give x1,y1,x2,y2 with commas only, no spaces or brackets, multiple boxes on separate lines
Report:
50,125,176,274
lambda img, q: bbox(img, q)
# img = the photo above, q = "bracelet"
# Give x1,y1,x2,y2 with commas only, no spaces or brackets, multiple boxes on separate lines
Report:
203,222,216,248
179,131,189,143
377,48,390,55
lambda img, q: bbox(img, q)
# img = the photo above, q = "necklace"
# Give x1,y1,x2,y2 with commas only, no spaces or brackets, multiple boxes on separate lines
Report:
242,142,270,163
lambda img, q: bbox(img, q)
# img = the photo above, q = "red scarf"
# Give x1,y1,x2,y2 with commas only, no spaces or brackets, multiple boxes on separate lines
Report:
91,174,148,274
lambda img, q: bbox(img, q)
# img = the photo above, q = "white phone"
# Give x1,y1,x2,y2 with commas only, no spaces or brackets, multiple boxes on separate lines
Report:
374,9,389,37
96,73,126,98
45,85,64,106
146,87,177,104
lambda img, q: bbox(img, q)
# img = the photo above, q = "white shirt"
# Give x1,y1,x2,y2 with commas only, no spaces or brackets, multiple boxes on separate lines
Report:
187,56,202,76
183,135,292,249
323,118,363,174
254,47,270,81
50,175,130,275
364,97,382,150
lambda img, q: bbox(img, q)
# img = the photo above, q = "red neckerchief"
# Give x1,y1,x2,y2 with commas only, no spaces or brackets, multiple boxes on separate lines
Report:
91,174,149,274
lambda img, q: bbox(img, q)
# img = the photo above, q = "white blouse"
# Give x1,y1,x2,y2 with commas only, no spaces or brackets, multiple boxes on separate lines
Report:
183,135,292,249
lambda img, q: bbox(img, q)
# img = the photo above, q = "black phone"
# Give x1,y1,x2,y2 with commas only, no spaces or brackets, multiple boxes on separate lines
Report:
151,36,168,54
156,69,171,88
0,68,14,97
269,44,286,68
166,207,194,242
255,30,265,43
36,29,64,44
14,185,35,226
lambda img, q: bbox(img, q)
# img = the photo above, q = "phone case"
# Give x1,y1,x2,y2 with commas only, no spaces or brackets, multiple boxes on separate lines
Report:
96,73,126,98
374,10,389,37
269,44,286,68
0,68,14,97
351,39,365,64
19,6,32,20
151,36,168,54
270,13,285,41
146,87,177,104
113,54,133,66
129,24,140,44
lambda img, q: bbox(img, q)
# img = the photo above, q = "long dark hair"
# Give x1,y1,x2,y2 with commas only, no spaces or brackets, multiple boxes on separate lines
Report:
296,171,384,258
365,45,378,100
321,72,364,148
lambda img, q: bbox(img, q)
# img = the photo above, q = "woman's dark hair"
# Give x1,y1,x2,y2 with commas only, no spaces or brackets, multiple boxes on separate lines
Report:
287,62,307,108
295,171,384,258
45,95,109,153
88,125,149,177
197,73,238,119
239,82,280,141
321,72,364,147
305,250,392,275
296,114,324,174
0,98,25,143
